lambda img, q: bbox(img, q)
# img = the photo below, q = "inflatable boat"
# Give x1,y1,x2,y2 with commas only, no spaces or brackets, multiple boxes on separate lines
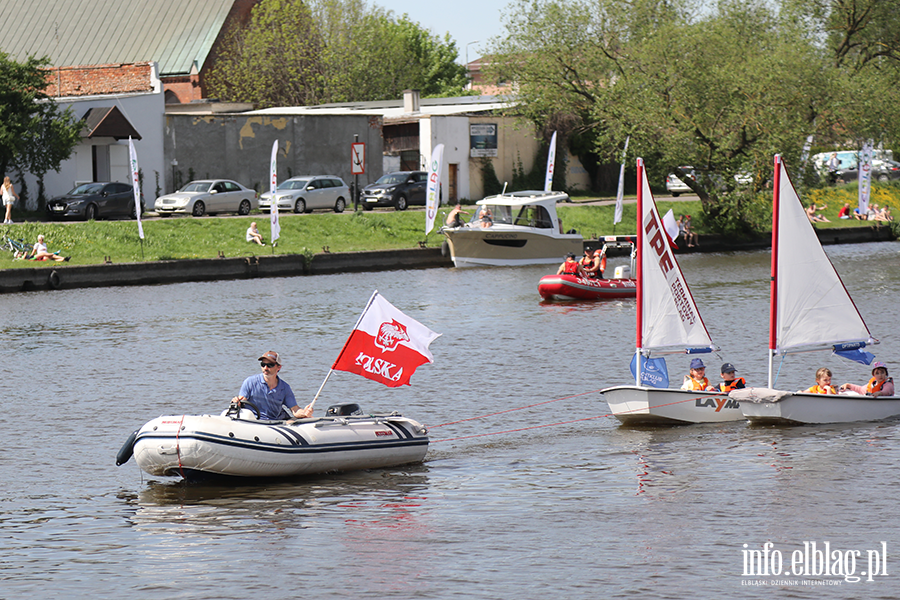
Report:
116,402,429,481
538,273,637,300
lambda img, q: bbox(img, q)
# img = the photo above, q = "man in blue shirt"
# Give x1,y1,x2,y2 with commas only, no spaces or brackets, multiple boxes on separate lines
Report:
232,351,313,420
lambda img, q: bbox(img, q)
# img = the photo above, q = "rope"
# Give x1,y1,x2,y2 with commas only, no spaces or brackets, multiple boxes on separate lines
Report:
176,414,186,480
431,390,725,443
428,388,606,428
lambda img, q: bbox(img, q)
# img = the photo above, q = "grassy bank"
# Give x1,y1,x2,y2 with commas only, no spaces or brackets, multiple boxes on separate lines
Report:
0,188,894,268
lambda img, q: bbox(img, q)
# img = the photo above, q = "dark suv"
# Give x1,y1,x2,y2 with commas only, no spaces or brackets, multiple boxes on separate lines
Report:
360,171,428,211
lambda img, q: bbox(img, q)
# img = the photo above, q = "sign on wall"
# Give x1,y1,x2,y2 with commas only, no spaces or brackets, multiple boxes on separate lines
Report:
351,142,366,174
470,123,498,157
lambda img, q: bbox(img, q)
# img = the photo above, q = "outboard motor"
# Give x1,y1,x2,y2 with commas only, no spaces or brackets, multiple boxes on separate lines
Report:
325,403,363,416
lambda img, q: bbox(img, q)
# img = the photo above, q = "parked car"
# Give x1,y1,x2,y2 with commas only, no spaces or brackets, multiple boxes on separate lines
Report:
665,167,696,196
258,175,349,213
154,179,256,217
834,159,900,183
47,182,143,220
360,171,429,210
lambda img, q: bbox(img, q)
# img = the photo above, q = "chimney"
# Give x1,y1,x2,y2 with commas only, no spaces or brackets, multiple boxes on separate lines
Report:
403,89,420,113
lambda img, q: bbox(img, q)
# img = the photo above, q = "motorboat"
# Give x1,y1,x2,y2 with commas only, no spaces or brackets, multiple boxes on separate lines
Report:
734,156,900,425
600,158,744,425
538,237,636,301
440,190,582,267
117,402,429,481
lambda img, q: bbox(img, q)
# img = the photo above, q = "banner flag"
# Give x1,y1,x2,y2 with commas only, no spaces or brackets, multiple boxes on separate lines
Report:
613,136,630,225
425,144,444,235
858,140,873,217
333,291,441,387
544,131,557,192
629,354,669,388
269,140,280,244
662,209,679,248
128,137,144,240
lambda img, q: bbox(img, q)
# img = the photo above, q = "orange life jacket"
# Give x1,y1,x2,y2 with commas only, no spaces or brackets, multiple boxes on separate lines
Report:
686,376,710,391
868,376,893,394
719,377,746,393
806,384,837,394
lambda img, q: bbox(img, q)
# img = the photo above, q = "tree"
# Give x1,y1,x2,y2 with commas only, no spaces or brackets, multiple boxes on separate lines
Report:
0,52,82,202
487,0,900,233
206,0,468,107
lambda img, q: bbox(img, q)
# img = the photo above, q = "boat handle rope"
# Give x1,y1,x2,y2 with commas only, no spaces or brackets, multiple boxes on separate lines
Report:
428,388,606,429
431,391,724,443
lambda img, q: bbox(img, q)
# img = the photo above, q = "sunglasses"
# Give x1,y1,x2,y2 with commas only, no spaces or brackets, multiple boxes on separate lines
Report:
260,362,277,368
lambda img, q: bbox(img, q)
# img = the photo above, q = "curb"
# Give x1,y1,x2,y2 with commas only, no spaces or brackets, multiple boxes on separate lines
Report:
0,247,453,294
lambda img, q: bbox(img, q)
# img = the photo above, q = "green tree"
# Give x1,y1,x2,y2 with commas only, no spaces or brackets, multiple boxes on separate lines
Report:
0,52,82,203
488,0,900,233
208,0,468,106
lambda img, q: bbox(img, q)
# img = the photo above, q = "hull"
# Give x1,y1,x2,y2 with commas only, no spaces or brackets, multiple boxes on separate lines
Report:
602,385,745,425
538,274,636,300
443,227,583,267
132,413,428,480
734,388,900,425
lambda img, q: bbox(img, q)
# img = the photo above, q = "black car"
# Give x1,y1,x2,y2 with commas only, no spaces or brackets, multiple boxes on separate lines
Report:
47,182,143,220
360,171,429,211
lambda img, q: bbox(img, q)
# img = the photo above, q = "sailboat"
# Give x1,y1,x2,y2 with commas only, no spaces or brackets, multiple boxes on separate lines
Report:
734,155,900,424
601,158,744,424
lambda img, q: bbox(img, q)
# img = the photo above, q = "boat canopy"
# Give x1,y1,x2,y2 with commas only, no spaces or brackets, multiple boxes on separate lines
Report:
471,191,569,229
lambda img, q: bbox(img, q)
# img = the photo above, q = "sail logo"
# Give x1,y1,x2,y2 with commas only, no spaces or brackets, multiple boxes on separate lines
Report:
353,351,404,382
644,211,698,326
741,541,889,584
375,320,409,352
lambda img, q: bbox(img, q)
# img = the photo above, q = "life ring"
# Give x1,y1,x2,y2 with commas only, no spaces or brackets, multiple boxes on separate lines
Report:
48,270,61,289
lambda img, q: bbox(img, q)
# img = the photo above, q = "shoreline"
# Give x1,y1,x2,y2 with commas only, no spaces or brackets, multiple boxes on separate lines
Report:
0,225,893,294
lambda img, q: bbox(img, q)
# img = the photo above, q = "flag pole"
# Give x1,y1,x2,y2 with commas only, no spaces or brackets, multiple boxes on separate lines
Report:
305,290,380,413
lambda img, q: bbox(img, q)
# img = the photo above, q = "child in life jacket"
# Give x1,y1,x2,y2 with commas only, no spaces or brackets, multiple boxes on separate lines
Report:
718,363,746,393
839,362,895,397
681,358,716,391
804,367,837,394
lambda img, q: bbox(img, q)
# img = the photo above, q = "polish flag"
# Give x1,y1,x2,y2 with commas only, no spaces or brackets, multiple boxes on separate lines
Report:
333,291,441,387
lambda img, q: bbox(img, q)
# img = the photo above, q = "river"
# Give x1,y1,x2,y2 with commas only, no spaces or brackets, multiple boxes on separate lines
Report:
1,242,898,598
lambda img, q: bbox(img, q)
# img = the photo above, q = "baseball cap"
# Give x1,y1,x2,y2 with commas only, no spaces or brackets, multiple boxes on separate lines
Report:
690,358,705,370
258,351,281,365
720,363,736,374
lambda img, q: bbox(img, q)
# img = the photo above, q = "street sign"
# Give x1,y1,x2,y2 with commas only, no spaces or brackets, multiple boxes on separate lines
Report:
351,142,366,174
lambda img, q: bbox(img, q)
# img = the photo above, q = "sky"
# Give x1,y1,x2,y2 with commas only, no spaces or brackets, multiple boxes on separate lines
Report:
374,0,510,63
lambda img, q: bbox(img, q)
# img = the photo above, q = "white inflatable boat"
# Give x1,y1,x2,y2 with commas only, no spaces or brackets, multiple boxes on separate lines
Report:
117,402,429,481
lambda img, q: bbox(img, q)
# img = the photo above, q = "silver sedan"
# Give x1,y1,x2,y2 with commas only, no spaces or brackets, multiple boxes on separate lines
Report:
155,180,257,217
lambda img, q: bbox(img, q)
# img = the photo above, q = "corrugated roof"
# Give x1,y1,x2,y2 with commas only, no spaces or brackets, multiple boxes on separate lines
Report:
0,0,237,76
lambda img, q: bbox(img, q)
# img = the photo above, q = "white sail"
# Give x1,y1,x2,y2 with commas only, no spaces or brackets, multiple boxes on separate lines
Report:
773,158,871,352
638,159,713,351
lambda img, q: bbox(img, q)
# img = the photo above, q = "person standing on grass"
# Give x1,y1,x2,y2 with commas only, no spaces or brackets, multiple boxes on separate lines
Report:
2,176,19,224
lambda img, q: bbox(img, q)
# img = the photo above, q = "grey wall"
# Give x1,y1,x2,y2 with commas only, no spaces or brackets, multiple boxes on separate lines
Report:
163,114,384,193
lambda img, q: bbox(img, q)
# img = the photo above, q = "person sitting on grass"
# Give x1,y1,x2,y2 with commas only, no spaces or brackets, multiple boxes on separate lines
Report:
246,222,264,246
804,367,837,394
806,203,830,223
838,203,851,219
874,206,893,222
22,235,69,262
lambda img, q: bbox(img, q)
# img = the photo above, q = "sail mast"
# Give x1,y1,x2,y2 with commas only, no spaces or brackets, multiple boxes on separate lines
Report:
768,155,782,388
635,158,645,386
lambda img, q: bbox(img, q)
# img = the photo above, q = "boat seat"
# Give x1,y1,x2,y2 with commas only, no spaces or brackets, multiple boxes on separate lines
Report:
326,403,363,416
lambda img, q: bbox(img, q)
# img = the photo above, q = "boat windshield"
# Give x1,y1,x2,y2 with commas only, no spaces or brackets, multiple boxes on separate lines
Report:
469,204,513,225
513,204,554,228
